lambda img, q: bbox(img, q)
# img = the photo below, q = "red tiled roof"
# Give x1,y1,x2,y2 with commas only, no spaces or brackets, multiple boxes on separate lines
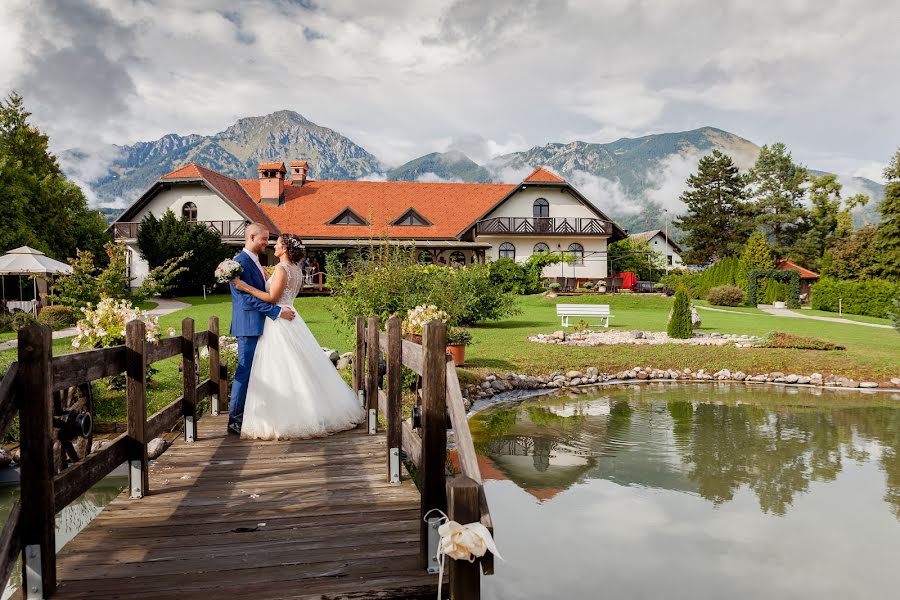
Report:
524,167,566,183
160,163,277,232
239,178,517,239
257,162,286,172
776,258,819,279
290,160,308,167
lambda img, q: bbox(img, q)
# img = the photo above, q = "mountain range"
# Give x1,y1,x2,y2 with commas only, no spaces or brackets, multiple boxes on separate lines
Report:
61,110,885,233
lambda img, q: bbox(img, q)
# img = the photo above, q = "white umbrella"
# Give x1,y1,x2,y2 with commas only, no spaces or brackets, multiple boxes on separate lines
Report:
0,246,73,314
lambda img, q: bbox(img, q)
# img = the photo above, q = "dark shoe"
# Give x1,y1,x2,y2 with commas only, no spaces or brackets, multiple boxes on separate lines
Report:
227,422,241,435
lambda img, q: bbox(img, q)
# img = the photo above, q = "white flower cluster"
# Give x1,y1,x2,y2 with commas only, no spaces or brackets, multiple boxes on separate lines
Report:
214,258,243,284
72,298,162,350
402,305,450,337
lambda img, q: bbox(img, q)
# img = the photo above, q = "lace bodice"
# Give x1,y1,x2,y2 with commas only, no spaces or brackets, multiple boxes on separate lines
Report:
266,263,302,305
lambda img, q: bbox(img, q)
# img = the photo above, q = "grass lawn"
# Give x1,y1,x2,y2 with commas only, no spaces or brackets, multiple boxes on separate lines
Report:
792,308,893,326
2,292,898,427
0,331,15,343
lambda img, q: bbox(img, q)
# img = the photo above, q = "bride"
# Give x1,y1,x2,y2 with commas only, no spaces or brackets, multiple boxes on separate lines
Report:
232,234,364,440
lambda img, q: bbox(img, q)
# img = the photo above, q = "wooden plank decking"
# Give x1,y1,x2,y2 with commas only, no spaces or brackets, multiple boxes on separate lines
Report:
46,415,438,599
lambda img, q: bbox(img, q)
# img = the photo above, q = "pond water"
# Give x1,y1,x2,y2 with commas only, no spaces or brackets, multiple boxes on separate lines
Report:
471,383,900,600
0,475,125,600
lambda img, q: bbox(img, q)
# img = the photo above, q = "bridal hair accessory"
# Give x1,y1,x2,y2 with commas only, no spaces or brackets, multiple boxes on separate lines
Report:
423,509,502,599
284,235,304,250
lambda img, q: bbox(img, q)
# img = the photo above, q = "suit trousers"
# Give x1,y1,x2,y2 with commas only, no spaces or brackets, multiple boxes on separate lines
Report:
229,335,259,425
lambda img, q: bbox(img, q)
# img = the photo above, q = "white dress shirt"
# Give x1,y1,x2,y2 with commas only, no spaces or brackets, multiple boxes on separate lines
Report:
242,248,267,280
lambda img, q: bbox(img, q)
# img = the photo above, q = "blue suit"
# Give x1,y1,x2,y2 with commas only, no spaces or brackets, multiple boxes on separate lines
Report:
229,251,282,426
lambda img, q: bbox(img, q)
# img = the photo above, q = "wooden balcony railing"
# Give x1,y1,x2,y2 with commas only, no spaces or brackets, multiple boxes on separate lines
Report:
475,216,610,236
113,220,248,240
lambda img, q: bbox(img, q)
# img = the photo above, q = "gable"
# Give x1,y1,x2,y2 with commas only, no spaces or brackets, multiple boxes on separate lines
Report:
121,183,243,224
391,208,432,227
328,208,369,226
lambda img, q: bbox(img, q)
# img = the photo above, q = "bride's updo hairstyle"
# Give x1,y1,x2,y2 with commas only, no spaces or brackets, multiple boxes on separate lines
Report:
280,234,304,263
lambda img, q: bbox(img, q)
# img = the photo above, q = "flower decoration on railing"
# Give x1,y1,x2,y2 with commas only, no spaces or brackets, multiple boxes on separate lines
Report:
402,305,450,337
72,298,162,350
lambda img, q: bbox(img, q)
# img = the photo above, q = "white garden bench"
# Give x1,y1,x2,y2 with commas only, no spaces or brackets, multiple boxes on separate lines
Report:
556,304,612,328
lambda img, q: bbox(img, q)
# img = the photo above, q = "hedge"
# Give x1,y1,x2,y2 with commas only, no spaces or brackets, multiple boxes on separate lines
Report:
811,277,900,318
747,269,800,308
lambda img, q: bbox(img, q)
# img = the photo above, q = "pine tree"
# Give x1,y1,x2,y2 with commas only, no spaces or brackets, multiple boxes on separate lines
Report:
740,231,775,271
793,174,842,270
673,150,750,264
746,143,809,253
875,154,900,280
667,287,693,339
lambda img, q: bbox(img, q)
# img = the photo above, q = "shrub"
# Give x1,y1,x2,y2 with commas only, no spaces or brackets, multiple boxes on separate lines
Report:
447,327,472,346
889,298,900,333
582,281,595,290
706,285,745,306
488,252,563,295
660,271,701,298
548,282,561,291
667,287,693,339
811,277,900,318
10,311,36,331
49,249,101,308
760,278,789,304
757,331,845,351
37,305,77,330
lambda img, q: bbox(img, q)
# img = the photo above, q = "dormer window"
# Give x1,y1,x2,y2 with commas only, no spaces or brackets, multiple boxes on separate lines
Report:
329,208,368,226
182,202,197,221
392,208,431,227
533,198,549,218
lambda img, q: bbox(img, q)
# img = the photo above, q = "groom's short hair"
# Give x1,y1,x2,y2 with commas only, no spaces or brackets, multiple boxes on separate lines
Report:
245,223,268,240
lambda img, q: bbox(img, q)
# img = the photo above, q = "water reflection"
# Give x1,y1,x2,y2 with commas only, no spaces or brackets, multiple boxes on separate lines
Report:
471,383,900,517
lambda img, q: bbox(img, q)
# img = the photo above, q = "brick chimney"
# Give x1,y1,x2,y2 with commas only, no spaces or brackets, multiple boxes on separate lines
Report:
290,160,309,186
257,162,286,205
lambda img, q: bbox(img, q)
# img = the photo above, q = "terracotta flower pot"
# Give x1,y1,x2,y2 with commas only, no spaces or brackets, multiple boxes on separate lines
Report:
446,343,466,366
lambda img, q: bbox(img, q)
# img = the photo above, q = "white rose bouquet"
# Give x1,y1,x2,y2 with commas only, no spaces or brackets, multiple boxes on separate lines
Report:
215,258,243,284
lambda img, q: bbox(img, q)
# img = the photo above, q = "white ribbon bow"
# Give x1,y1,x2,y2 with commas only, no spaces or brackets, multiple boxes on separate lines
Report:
425,509,503,599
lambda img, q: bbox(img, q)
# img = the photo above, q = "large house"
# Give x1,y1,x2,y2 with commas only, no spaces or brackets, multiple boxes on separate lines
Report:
112,161,626,288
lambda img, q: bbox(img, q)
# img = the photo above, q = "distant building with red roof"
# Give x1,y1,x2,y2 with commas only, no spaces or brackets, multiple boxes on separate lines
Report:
776,258,819,298
113,161,626,288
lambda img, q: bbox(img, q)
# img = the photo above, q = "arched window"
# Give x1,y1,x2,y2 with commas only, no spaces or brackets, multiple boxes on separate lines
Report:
568,243,584,265
499,242,515,260
182,202,197,221
418,251,433,265
449,251,466,266
533,198,549,218
533,242,550,254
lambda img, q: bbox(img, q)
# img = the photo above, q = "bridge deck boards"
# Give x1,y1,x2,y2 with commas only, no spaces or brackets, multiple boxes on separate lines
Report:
46,415,438,599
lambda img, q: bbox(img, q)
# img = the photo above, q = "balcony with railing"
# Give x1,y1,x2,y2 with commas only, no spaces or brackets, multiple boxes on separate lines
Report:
113,220,249,240
475,216,611,236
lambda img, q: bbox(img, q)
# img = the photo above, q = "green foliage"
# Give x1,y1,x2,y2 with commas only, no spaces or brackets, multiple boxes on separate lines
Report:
330,244,519,328
741,232,776,271
37,305,77,330
757,332,845,351
447,327,473,346
10,311,36,331
548,282,561,291
137,210,232,295
674,150,751,263
488,252,562,295
706,285,745,306
609,237,665,280
667,287,693,338
821,224,886,280
324,249,346,289
811,277,900,318
582,281,595,290
874,181,900,280
793,174,842,271
889,298,900,333
746,269,800,308
97,242,132,301
48,249,101,308
134,251,191,303
746,143,810,253
760,278,789,304
659,270,701,298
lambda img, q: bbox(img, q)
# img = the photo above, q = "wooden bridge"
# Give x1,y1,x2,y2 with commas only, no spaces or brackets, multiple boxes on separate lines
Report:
0,314,494,599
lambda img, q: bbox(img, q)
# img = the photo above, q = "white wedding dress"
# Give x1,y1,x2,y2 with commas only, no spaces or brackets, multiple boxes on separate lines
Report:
241,263,365,440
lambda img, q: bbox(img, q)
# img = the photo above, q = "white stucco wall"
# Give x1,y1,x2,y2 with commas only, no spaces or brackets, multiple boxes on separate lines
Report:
126,243,150,288
647,232,683,267
478,235,609,279
484,187,598,220
130,186,243,224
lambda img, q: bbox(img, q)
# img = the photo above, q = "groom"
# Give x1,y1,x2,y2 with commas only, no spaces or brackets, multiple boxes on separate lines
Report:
227,223,295,435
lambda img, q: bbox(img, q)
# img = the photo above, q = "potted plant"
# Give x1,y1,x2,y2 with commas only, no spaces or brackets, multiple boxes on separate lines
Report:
583,281,595,292
446,327,472,366
402,305,450,344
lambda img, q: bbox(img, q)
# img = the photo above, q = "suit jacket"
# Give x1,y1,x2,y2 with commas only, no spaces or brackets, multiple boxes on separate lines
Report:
229,251,281,337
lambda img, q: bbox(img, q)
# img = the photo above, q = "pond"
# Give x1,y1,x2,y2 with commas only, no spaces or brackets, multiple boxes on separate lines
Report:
0,475,126,600
470,383,900,600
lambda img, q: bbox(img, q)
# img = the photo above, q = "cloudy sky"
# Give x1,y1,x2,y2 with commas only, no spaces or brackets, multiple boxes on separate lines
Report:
1,0,897,181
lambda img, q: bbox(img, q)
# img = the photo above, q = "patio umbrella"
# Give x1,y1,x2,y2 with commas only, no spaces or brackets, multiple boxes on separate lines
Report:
0,246,73,313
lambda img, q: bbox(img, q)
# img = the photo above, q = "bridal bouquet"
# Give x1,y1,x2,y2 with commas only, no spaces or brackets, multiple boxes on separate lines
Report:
215,258,243,284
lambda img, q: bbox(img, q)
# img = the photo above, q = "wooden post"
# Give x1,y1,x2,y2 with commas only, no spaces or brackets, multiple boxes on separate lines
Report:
353,316,365,398
448,476,482,600
385,315,402,483
218,363,228,416
182,318,197,442
208,316,221,415
366,316,380,434
125,320,149,499
18,324,56,597
420,319,447,572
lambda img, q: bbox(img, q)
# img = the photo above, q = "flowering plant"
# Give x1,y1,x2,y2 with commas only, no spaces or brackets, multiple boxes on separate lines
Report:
214,259,243,284
71,298,162,350
402,305,450,337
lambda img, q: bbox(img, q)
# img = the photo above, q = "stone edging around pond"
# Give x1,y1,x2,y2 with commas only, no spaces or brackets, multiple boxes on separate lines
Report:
462,367,900,406
530,329,759,347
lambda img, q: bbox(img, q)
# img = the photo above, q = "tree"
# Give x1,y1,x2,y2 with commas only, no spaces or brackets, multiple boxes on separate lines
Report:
792,174,842,271
875,148,900,280
746,143,809,253
820,225,884,280
674,150,750,263
667,287,693,339
740,231,775,271
137,210,232,295
609,237,665,280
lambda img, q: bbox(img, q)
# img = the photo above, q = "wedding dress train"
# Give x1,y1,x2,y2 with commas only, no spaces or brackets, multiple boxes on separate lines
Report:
241,263,364,440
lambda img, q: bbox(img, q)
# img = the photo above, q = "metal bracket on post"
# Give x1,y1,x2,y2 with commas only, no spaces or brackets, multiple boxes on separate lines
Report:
358,389,365,410
24,544,43,599
368,408,376,434
129,460,143,499
185,415,195,443
426,517,441,574
389,447,400,484
211,393,219,416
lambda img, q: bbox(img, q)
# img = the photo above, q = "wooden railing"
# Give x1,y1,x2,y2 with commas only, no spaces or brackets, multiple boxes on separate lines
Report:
0,317,227,598
476,215,611,236
353,315,494,599
113,220,247,240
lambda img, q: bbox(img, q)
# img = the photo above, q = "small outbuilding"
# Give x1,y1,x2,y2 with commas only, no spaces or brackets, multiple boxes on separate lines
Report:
775,259,819,301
